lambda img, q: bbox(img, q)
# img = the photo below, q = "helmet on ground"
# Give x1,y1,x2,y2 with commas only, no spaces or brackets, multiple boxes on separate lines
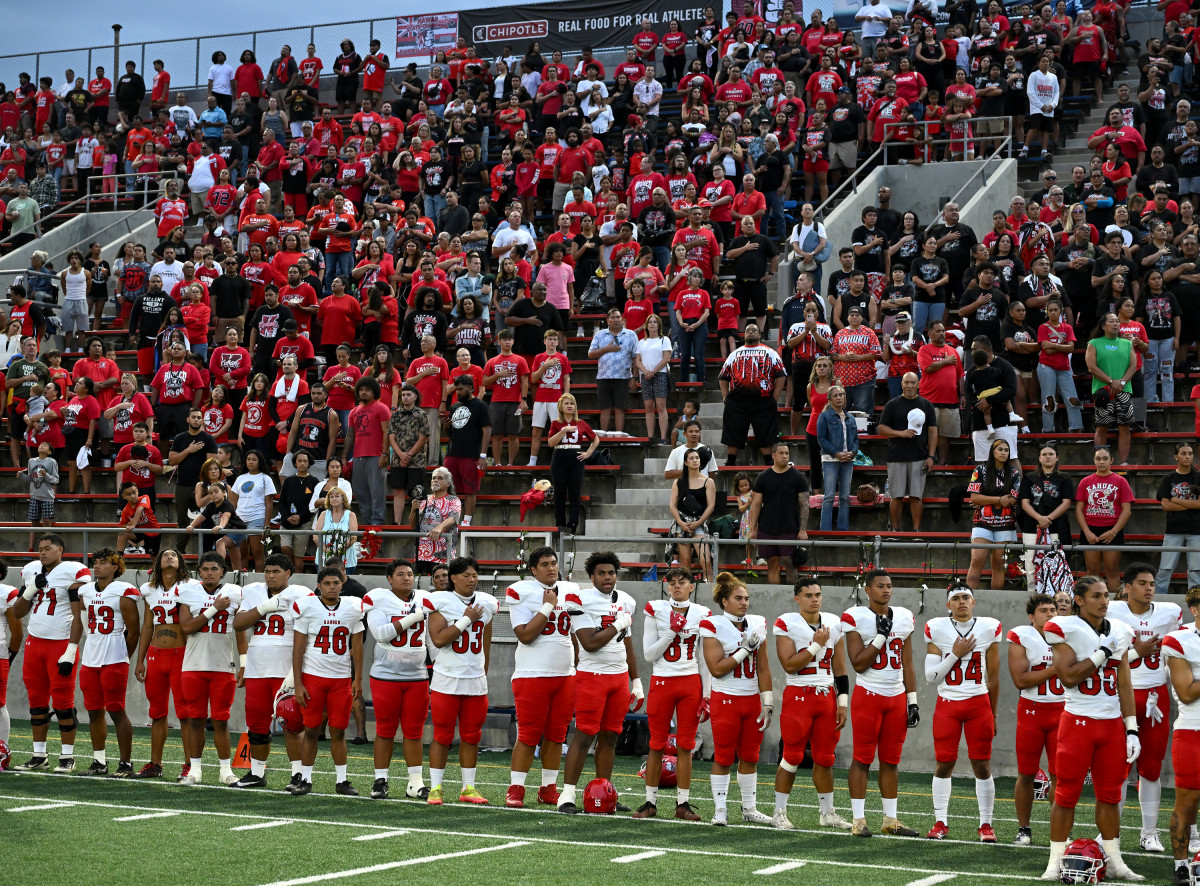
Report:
1060,838,1106,884
1034,768,1050,801
583,778,618,814
0,740,9,771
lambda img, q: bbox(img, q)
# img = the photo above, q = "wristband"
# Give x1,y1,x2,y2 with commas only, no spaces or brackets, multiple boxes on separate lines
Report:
539,601,555,618
760,690,773,708
732,647,750,663
480,453,488,458
239,653,247,669
806,641,822,658
203,605,219,620
21,584,37,601
837,693,849,708
1089,649,1109,669
454,615,473,632
1124,715,1138,733
870,634,886,649
907,691,918,706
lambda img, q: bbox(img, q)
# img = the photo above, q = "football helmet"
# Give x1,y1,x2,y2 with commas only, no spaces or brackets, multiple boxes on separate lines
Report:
1034,768,1050,801
0,739,10,771
665,733,678,755
1188,850,1200,886
274,690,304,734
1060,838,1106,884
582,778,618,814
636,755,679,788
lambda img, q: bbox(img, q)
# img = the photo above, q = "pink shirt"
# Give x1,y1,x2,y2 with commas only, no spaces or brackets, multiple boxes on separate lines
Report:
538,262,575,310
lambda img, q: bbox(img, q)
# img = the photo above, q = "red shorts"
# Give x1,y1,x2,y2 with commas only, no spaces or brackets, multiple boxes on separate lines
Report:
144,645,186,720
370,678,430,741
780,686,840,769
710,691,763,767
512,674,576,746
1054,714,1128,807
444,455,481,495
80,663,129,713
932,694,995,763
1015,699,1064,776
23,635,78,709
243,676,284,734
0,659,7,706
851,685,907,766
803,158,830,174
1132,686,1170,781
647,673,702,752
137,346,156,377
182,670,237,720
1173,729,1200,791
574,671,629,735
300,673,352,730
430,690,488,746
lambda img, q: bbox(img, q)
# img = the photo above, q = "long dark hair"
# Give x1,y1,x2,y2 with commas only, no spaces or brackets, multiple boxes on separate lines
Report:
149,548,190,588
979,438,1018,492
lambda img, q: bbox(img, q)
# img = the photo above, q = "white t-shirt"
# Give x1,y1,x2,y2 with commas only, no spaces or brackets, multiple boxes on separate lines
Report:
506,579,577,678
773,611,842,688
429,590,498,695
1044,614,1135,719
178,580,243,674
76,136,99,170
208,64,235,95
363,588,435,682
168,104,199,138
642,599,710,677
699,612,766,696
1107,600,1182,689
840,605,915,696
1162,628,1200,729
492,225,537,262
239,582,312,679
23,560,92,641
150,259,186,292
788,221,828,255
664,442,717,477
572,585,636,675
232,471,276,523
78,580,139,668
636,336,672,375
293,595,366,679
1007,624,1066,704
924,616,1001,701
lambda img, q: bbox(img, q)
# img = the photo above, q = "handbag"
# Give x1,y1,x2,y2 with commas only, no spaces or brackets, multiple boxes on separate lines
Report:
800,228,833,270
1032,527,1074,595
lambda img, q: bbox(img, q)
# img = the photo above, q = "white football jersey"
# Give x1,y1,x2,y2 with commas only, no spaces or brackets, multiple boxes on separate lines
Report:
0,584,16,650
178,581,243,674
293,595,366,680
1044,614,1135,719
1107,600,1182,689
140,581,185,630
840,605,915,697
1162,628,1200,729
572,586,637,676
429,590,498,695
363,588,435,682
23,560,91,640
773,611,842,689
643,599,712,678
238,582,312,679
1007,624,1066,704
506,579,577,678
698,612,767,696
925,616,1001,701
78,580,139,668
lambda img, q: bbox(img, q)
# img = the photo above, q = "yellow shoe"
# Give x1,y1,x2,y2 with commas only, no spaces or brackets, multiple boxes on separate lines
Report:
881,816,919,837
851,818,872,837
427,787,443,806
459,785,489,805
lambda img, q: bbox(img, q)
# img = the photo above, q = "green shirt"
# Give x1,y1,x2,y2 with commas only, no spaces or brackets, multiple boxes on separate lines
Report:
5,359,49,403
1088,335,1132,393
6,196,39,235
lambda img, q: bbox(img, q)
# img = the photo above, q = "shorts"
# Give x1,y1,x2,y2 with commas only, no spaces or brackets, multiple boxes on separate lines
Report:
489,399,523,435
975,118,1006,136
335,77,358,102
189,190,209,215
1086,521,1125,545
1028,112,1055,132
734,279,768,316
27,499,55,522
640,371,670,401
23,636,79,709
512,674,576,746
851,685,908,766
829,140,858,170
1132,686,1170,781
61,299,89,334
803,157,830,174
780,685,840,768
932,694,995,762
144,645,186,720
971,526,1018,543
137,346,156,376
1181,176,1200,197
934,406,962,438
971,424,1018,462
647,673,702,751
574,670,630,735
757,534,798,561
709,691,763,767
531,400,559,429
65,429,90,462
1173,729,1200,790
369,678,430,741
388,465,426,496
430,690,489,746
1015,699,1065,775
243,675,285,734
1094,389,1133,428
444,455,482,496
227,516,264,548
887,461,926,498
181,670,237,720
721,395,779,449
80,662,129,713
0,659,6,706
1073,60,1101,80
1054,714,1128,807
300,672,352,730
597,378,630,411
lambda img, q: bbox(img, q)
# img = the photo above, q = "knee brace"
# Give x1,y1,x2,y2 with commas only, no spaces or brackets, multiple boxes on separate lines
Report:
29,706,51,728
779,758,799,773
248,731,272,746
54,708,77,732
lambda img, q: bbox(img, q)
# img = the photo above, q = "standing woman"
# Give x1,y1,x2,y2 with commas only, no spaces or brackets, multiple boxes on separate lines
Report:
411,466,460,574
228,450,276,572
700,572,773,826
965,438,1021,590
134,549,191,778
635,314,673,445
1001,300,1040,430
669,448,717,582
1135,268,1181,405
1075,445,1134,593
816,385,858,530
635,568,711,822
787,301,832,433
313,486,359,573
1017,442,1075,579
805,356,836,488
547,393,599,534
1116,295,1150,429
105,372,155,452
309,455,353,516
63,376,101,494
1035,299,1082,432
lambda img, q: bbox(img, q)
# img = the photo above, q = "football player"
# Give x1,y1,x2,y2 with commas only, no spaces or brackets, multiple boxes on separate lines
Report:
231,554,311,789
177,552,245,786
842,568,920,837
772,576,851,830
1162,585,1200,886
504,547,578,808
77,549,140,776
1007,593,1066,846
133,549,189,779
291,566,366,796
1107,562,1182,852
1040,575,1142,881
559,551,641,815
426,555,498,805
12,533,90,772
634,567,711,821
699,572,773,826
363,558,434,800
924,584,1002,842
0,560,22,746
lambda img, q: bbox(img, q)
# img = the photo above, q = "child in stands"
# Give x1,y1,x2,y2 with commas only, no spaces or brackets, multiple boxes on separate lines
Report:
17,440,58,551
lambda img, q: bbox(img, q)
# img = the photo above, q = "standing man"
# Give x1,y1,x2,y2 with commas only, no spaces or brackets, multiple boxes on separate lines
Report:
5,334,49,469
877,372,937,531
587,308,638,434
746,441,810,585
284,381,338,481
342,376,389,526
1163,590,1200,885
727,214,779,332
917,322,964,465
719,323,787,466
167,409,218,532
1156,442,1200,593
386,384,429,525
443,376,491,527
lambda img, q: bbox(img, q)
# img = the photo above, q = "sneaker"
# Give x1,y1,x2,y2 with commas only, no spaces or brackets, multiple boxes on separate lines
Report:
979,824,997,843
220,772,239,786
1014,826,1032,846
616,802,630,812
131,762,162,779
1174,866,1191,886
405,784,429,800
632,801,657,818
179,774,199,786
537,784,560,805
505,785,526,808
772,810,795,830
1018,147,1029,158
427,787,444,806
1105,860,1144,881
851,818,873,837
675,802,701,821
292,779,312,796
284,773,303,794
742,808,772,824
558,801,578,814
112,761,134,778
335,780,359,796
881,816,919,837
370,778,389,799
232,773,267,789
459,785,489,804
176,765,191,783
1139,833,1164,852
926,821,950,840
711,807,728,826
83,759,108,777
123,544,140,554
17,756,49,771
1190,830,1200,855
52,757,75,774
819,810,853,829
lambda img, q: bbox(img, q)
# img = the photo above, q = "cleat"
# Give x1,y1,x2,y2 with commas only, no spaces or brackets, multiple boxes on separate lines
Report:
370,778,389,800
881,816,919,837
712,807,728,826
851,818,872,837
335,781,359,796
232,773,267,788
176,765,191,783
505,785,526,808
220,772,239,786
772,810,795,830
83,760,108,777
52,757,74,774
927,821,950,840
112,762,134,778
284,773,303,794
978,824,997,843
616,802,630,812
406,784,429,800
537,784,560,805
632,801,657,818
131,762,162,779
179,774,198,786
291,779,312,796
17,756,49,771
1139,833,1164,852
558,802,578,814
1174,867,1190,886
742,808,772,824
459,785,489,804
1106,860,1144,881
675,801,701,821
819,810,853,830
1014,827,1032,846
427,787,444,805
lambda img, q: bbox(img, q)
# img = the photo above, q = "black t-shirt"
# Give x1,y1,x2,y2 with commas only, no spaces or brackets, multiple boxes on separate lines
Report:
281,473,319,525
910,255,951,303
170,430,218,486
827,268,854,301
506,297,564,358
1001,319,1038,372
1159,469,1200,535
1017,470,1075,540
851,224,887,274
927,223,978,278
752,466,810,537
757,150,787,192
960,285,1009,351
446,396,491,459
730,234,778,280
826,102,864,143
130,293,178,339
200,499,246,531
1137,290,1182,340
1054,244,1096,306
249,304,295,359
878,395,936,462
1171,256,1200,311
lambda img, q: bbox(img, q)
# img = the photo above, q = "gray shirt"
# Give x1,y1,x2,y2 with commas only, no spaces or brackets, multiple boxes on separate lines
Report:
19,456,59,501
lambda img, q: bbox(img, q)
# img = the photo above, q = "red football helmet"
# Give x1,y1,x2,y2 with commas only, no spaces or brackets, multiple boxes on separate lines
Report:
1034,768,1050,801
1189,851,1200,886
0,739,10,772
636,755,679,788
1060,838,1106,884
665,733,678,755
274,692,305,734
582,778,618,814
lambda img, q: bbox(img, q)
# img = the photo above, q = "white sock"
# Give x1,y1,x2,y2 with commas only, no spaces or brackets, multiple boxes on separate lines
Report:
882,797,897,819
1139,778,1161,834
528,457,538,466
737,771,757,810
93,748,106,765
1045,841,1067,874
932,776,952,822
251,759,266,777
374,768,388,780
774,791,790,815
646,785,659,803
335,764,347,782
430,767,444,789
541,767,559,787
818,792,834,815
0,705,9,743
219,757,233,778
976,776,995,826
461,515,472,526
510,770,527,787
560,784,576,806
851,797,866,819
61,743,74,758
677,787,690,804
291,759,302,776
1103,838,1130,872
33,741,47,756
300,764,313,782
461,767,476,786
711,773,730,811
407,768,423,790
189,757,202,778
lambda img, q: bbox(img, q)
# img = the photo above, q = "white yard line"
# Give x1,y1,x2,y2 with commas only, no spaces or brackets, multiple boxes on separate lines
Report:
351,830,408,841
611,850,667,863
6,801,76,812
257,842,529,886
754,861,807,875
231,820,293,831
113,811,180,821
905,875,957,886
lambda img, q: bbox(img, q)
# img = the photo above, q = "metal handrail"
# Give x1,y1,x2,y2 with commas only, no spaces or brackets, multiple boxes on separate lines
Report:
880,114,1014,165
813,142,886,221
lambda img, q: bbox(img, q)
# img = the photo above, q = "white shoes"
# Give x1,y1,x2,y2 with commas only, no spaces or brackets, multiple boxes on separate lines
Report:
771,810,794,830
220,772,239,786
819,810,854,829
711,807,728,827
741,808,772,824
1140,833,1164,852
178,774,199,786
1106,860,1145,881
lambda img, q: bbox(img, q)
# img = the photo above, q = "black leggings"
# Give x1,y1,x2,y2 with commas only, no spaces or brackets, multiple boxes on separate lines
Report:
663,55,686,88
806,432,822,492
551,448,586,532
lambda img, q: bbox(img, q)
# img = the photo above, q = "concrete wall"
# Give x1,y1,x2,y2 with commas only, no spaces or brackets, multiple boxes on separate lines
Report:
0,210,152,280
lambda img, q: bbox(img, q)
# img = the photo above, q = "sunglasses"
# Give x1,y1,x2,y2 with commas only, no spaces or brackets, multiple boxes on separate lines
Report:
1043,173,1057,180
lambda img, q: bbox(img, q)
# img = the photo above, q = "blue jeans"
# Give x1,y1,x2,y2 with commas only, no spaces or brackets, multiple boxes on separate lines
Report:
652,245,671,271
821,460,853,530
887,376,905,399
1144,337,1176,404
191,343,208,362
324,251,354,293
679,322,707,383
912,301,944,336
846,381,874,414
764,190,786,239
1157,534,1200,593
424,193,447,222
1036,364,1083,431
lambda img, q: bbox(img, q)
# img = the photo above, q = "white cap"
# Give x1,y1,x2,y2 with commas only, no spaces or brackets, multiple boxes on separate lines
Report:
907,408,926,433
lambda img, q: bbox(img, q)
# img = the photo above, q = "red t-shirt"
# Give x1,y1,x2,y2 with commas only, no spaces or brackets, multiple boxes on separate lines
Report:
405,356,449,409
241,397,272,437
347,399,391,458
1076,472,1134,527
279,283,318,335
484,354,530,403
623,298,654,338
671,227,719,279
111,393,154,445
210,346,252,390
121,496,160,533
272,334,316,368
61,395,101,435
202,402,234,442
715,296,741,331
271,377,310,425
317,293,363,347
73,357,120,408
117,442,162,488
731,191,767,233
323,363,363,411
675,288,712,322
449,363,485,395
917,344,963,405
531,352,572,403
151,362,203,406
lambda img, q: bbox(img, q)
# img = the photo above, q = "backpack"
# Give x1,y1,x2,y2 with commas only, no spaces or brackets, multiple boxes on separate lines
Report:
1032,528,1074,596
578,276,607,313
